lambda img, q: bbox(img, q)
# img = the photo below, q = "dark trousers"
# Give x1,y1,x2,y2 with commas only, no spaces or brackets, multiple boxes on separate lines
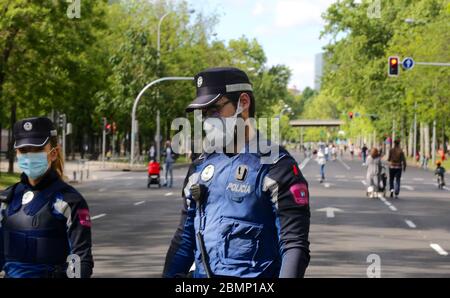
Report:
389,168,402,195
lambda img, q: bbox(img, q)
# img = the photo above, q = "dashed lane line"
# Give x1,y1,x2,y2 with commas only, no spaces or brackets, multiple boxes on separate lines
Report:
405,219,417,229
134,201,145,206
337,158,351,171
430,244,448,256
401,185,415,191
91,214,107,221
299,158,311,170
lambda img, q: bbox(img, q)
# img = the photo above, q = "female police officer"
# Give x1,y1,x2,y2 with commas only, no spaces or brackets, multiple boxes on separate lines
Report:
163,67,310,278
0,117,93,278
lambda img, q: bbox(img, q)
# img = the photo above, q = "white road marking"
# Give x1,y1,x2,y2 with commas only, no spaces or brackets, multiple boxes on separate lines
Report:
402,185,415,191
91,213,107,220
337,158,351,171
335,175,346,178
134,201,145,206
354,176,364,179
405,220,416,228
165,192,173,196
430,244,448,256
389,205,398,211
98,188,106,192
299,158,311,170
413,178,424,181
316,207,343,218
361,180,367,186
324,183,331,188
337,179,349,182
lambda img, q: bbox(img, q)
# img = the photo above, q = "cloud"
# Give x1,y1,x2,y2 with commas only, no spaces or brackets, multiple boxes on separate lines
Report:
268,56,316,90
274,0,336,28
252,2,265,16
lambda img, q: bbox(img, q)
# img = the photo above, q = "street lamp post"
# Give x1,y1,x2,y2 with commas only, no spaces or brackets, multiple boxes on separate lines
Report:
155,9,195,162
130,77,194,167
277,104,292,145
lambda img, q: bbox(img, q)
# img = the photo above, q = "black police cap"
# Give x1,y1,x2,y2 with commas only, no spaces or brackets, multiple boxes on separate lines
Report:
186,67,253,112
13,117,57,149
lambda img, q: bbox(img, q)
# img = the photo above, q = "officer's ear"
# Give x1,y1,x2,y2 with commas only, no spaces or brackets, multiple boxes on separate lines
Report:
239,93,251,114
49,145,59,162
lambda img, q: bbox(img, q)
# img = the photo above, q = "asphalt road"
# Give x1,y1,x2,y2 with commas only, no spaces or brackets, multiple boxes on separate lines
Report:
76,153,450,278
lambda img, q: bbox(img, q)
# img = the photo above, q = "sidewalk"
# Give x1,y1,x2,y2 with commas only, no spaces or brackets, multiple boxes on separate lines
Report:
0,158,191,185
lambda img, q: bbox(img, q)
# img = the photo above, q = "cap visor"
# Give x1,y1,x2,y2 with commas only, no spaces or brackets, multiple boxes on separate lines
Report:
14,137,49,149
185,93,222,112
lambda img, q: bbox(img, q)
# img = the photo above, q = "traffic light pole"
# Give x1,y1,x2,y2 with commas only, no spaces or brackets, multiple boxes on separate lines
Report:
58,114,67,161
102,117,106,169
62,116,66,161
130,76,194,167
62,114,67,161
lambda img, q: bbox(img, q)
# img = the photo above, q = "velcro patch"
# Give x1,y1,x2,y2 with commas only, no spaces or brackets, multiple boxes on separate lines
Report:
77,209,92,228
289,183,309,206
293,164,299,176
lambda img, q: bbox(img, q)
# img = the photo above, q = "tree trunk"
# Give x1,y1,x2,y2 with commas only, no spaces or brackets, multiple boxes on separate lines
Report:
420,122,424,159
424,122,430,159
408,123,413,157
7,103,16,173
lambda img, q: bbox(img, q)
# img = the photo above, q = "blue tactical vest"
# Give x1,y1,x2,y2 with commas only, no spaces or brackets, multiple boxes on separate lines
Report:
188,149,289,277
1,180,70,265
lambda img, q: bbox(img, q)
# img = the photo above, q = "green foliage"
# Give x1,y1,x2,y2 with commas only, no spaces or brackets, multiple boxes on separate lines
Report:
309,0,449,143
0,0,295,156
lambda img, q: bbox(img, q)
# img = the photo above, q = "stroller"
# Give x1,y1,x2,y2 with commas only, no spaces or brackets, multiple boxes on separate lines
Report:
147,160,161,188
378,164,387,197
366,163,387,198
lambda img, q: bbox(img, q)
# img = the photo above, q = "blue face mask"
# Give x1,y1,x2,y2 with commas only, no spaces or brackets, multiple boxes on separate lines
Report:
17,150,52,179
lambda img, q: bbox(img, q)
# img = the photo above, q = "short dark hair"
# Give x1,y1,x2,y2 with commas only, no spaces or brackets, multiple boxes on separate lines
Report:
225,91,256,117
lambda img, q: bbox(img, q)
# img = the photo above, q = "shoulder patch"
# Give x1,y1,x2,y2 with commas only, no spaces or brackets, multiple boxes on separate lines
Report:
289,183,309,206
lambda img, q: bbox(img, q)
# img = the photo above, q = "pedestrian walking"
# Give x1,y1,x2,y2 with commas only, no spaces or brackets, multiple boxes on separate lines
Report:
388,139,407,199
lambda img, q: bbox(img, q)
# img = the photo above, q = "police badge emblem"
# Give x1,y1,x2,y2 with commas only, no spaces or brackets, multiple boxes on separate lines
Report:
235,165,248,181
201,164,215,182
197,76,203,88
23,122,33,131
22,191,34,205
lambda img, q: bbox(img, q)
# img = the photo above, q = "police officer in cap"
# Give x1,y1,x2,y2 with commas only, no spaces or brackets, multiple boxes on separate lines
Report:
163,67,310,278
0,117,94,278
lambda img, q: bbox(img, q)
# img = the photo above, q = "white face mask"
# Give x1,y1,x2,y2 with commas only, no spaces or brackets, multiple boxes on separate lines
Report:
203,99,243,151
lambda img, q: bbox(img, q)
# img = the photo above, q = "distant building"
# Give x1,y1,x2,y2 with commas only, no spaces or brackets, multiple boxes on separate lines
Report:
314,52,324,91
288,86,301,96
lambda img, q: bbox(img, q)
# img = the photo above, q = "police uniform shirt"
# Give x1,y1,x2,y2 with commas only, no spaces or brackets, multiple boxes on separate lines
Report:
163,135,310,278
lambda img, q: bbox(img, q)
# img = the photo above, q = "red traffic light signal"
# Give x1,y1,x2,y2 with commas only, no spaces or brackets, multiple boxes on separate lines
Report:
348,111,353,119
388,56,399,76
105,123,112,134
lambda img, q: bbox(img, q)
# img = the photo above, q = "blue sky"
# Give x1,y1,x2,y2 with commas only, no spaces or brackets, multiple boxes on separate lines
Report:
186,0,338,91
